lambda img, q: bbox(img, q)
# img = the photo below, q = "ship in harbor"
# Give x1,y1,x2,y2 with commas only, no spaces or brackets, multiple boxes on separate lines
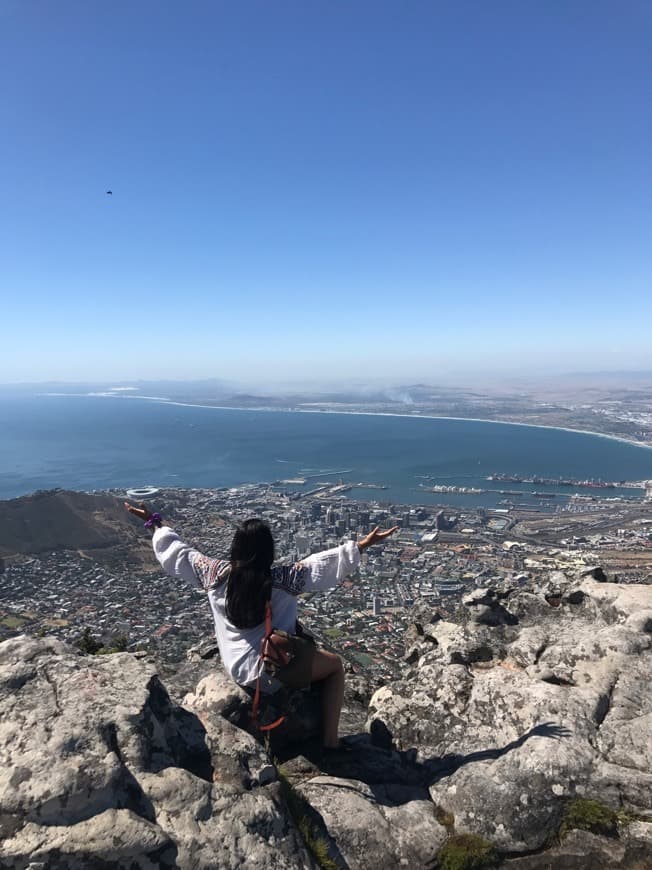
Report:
486,474,618,488
418,484,484,494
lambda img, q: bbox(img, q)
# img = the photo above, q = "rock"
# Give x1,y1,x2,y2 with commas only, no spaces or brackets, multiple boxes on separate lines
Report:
2,569,651,869
504,821,652,868
182,671,279,787
184,667,375,753
302,734,425,787
403,639,435,665
626,820,652,865
581,566,610,582
154,654,219,705
407,599,443,627
0,808,174,869
503,828,626,869
185,638,220,662
136,770,309,870
367,577,652,856
183,669,331,754
403,621,439,664
183,666,251,720
462,587,519,626
0,636,315,869
404,621,424,642
296,775,447,870
422,619,507,665
508,590,558,622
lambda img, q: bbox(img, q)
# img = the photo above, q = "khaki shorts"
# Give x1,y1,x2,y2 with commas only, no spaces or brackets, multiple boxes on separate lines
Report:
267,633,317,689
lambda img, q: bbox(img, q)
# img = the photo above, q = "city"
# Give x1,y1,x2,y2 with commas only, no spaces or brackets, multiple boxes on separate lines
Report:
1,484,651,685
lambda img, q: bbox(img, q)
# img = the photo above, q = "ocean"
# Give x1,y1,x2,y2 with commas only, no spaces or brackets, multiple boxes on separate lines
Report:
1,395,651,509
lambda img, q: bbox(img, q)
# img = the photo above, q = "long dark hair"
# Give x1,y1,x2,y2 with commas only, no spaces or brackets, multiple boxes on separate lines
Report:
225,518,275,629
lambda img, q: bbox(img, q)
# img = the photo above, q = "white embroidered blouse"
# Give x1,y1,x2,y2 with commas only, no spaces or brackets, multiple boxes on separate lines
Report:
152,526,361,690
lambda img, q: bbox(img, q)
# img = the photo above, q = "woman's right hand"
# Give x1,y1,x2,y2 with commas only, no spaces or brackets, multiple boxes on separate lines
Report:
357,525,399,552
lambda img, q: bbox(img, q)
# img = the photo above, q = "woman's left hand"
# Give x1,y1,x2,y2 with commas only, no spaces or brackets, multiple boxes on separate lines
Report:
124,501,153,521
357,525,399,552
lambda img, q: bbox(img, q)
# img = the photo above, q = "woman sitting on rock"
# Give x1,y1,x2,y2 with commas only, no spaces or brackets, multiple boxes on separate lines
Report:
124,503,397,749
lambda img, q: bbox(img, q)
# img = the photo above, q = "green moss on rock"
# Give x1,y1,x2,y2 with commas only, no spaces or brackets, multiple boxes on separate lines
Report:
276,764,338,870
433,804,455,833
437,834,498,870
560,798,619,839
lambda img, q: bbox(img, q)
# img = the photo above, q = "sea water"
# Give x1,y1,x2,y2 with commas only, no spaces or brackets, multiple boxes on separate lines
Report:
1,395,651,508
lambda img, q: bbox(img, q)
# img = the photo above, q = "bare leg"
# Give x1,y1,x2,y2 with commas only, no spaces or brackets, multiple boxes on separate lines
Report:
310,650,345,748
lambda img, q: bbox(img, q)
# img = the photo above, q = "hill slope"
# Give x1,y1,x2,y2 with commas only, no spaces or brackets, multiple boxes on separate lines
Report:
0,489,143,557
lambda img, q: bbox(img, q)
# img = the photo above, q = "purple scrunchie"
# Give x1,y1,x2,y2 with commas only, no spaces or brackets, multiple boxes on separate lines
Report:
144,513,162,529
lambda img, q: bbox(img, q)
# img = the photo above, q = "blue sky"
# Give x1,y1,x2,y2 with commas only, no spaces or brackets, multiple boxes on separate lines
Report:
1,1,650,386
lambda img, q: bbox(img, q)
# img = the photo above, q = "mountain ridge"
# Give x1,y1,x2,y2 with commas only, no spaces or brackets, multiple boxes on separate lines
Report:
0,489,143,558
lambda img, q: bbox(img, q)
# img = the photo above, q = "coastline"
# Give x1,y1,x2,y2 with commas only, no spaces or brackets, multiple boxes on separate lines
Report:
42,391,652,453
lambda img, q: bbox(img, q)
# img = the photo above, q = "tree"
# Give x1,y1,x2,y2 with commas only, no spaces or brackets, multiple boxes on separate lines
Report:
108,633,128,652
75,627,104,655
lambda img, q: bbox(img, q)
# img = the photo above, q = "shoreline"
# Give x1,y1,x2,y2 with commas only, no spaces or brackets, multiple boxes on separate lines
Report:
41,391,652,453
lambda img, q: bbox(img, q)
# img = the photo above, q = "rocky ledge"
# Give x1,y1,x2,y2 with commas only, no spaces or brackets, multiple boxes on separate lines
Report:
1,570,651,869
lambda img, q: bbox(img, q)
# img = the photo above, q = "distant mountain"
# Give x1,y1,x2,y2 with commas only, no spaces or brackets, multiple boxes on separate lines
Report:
0,489,144,558
0,377,234,398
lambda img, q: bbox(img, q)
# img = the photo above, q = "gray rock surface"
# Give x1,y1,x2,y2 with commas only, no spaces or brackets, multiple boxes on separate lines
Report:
367,575,652,856
296,775,446,870
0,635,314,869
503,824,652,869
1,570,651,869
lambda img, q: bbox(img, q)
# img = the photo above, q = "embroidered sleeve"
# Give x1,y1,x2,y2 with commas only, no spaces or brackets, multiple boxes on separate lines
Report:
152,526,228,591
291,541,361,592
271,543,361,595
189,553,230,591
272,562,309,596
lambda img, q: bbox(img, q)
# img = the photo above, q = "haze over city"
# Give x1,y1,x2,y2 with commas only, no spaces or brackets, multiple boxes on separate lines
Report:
2,1,650,384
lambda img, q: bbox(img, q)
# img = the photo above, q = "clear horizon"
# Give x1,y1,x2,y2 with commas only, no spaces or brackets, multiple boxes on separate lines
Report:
2,2,651,383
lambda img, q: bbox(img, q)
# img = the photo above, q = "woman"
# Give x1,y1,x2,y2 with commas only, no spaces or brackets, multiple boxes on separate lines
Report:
125,502,397,748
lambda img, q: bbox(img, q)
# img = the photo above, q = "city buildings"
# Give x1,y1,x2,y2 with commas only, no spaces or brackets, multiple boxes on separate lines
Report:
1,484,651,683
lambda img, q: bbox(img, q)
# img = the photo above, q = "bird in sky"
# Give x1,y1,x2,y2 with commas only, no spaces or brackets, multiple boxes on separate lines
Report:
105,190,112,195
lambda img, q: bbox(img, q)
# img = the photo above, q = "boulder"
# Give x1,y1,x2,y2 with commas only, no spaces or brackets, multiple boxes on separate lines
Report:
504,821,652,868
462,586,519,626
184,670,324,748
1,569,651,869
185,638,220,662
0,636,315,869
367,577,652,856
296,775,447,870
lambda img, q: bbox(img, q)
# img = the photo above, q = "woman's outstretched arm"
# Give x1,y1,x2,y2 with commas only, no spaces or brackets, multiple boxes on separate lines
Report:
274,525,398,594
124,502,228,591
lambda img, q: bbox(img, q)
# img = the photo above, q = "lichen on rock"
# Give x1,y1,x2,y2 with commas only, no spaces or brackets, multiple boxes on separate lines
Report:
1,569,650,869
367,574,652,858
0,635,315,869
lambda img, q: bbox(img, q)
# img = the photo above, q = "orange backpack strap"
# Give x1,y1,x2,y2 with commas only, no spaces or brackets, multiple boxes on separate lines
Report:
251,600,286,732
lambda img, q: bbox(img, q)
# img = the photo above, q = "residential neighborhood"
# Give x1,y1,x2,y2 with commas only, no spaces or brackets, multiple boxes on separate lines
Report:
1,485,651,683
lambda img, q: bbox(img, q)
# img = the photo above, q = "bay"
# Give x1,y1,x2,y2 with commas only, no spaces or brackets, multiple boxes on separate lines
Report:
1,395,651,508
